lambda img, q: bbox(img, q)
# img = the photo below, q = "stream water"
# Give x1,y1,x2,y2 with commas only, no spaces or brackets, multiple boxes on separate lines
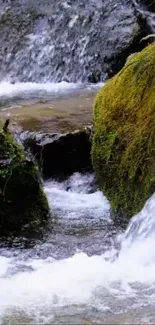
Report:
0,0,155,321
0,169,155,324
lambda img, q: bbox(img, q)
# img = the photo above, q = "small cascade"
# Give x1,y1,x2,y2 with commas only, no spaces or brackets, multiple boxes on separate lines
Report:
0,0,152,84
0,174,155,323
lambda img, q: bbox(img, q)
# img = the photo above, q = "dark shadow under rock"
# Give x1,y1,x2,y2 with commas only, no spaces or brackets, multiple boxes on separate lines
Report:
19,126,93,179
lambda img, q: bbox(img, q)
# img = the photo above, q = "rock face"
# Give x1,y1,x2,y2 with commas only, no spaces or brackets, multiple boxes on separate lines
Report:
19,127,92,179
0,0,153,83
92,43,155,221
0,128,49,237
137,0,155,12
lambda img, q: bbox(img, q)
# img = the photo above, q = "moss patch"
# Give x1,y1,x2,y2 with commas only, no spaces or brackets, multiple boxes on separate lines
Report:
92,42,155,220
0,128,49,237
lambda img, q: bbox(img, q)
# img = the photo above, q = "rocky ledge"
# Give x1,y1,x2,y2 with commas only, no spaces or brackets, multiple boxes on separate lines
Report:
19,126,93,179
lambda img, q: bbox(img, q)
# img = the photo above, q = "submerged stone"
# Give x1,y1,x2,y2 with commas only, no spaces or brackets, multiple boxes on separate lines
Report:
92,43,155,221
0,128,49,238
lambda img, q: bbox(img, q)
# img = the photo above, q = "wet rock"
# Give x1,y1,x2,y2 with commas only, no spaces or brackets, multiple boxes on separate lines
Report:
107,10,153,78
19,127,92,179
137,0,155,12
0,128,49,238
0,0,153,83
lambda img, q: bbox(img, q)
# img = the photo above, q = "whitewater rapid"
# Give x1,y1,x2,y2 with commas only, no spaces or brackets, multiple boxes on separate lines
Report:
0,81,103,106
0,173,155,324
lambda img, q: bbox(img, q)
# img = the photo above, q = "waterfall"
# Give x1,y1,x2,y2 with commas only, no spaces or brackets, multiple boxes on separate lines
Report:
0,0,153,84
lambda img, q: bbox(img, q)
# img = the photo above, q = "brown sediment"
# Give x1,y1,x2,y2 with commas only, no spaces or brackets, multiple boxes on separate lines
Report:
0,91,96,133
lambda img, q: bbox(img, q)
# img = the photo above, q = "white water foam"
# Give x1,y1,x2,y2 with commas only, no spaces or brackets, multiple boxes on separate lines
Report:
0,81,81,100
1,174,155,322
44,173,111,221
0,81,103,103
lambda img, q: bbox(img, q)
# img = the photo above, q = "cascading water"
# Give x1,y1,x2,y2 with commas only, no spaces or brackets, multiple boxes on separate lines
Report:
0,0,140,84
0,173,155,324
0,0,153,108
0,0,153,87
0,0,153,104
0,0,155,324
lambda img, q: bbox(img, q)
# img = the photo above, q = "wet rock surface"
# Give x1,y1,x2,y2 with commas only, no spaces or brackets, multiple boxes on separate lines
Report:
19,127,92,179
0,0,153,83
137,0,155,12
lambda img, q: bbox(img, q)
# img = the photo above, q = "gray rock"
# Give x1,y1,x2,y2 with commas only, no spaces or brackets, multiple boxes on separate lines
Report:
19,127,93,179
0,0,153,83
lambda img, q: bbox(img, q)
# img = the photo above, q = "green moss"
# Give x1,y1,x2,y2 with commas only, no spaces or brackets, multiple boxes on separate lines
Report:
0,128,49,237
92,42,155,220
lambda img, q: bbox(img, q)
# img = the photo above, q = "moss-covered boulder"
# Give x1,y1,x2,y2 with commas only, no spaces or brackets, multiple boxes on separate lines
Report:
0,128,49,237
92,43,155,221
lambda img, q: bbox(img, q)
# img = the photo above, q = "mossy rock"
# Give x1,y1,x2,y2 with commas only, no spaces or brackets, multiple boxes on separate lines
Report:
0,128,49,237
92,43,155,221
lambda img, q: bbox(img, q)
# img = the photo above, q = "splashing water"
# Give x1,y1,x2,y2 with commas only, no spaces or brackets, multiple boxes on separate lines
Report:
0,81,103,102
0,173,155,324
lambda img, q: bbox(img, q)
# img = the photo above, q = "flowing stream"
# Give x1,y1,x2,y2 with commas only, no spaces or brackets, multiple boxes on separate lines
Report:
0,0,155,323
0,172,155,324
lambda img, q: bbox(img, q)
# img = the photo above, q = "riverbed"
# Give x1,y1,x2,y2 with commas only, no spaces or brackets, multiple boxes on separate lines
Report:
0,82,100,132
